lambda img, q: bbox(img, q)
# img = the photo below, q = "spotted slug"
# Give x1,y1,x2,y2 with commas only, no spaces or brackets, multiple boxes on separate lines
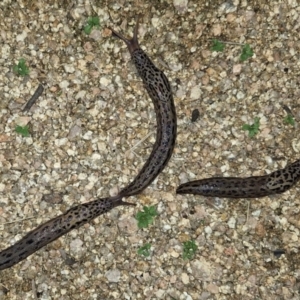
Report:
0,17,176,271
109,16,177,197
0,197,134,271
176,159,300,198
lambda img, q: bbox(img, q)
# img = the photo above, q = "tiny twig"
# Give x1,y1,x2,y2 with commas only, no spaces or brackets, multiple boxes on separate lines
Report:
32,279,38,300
246,201,250,223
130,130,154,151
1,216,35,226
23,83,44,111
209,39,244,46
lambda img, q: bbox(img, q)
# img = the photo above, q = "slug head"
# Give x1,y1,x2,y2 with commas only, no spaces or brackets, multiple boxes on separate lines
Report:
109,16,141,55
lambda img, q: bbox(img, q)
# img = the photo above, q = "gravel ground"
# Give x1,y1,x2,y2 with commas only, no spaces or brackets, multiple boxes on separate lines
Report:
0,0,300,299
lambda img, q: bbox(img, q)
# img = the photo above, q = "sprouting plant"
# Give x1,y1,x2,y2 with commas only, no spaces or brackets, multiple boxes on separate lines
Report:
15,125,30,137
135,206,158,229
199,218,207,226
242,117,260,137
240,44,253,61
211,39,225,52
182,240,197,260
137,243,151,257
84,16,100,35
13,58,29,76
284,114,295,126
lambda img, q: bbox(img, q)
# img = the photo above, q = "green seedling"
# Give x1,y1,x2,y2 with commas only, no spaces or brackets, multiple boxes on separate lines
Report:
84,16,100,35
199,218,207,226
284,114,295,126
240,44,253,61
242,117,260,137
135,206,158,229
13,58,29,76
15,125,30,137
211,39,225,52
137,243,151,257
182,240,197,260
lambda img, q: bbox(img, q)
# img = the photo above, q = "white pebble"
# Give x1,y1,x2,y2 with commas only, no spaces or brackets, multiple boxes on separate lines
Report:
54,162,61,169
100,76,110,86
67,149,76,156
251,209,261,217
182,292,193,300
228,217,236,229
59,80,69,89
173,0,188,13
70,238,83,253
88,174,98,183
75,90,86,100
78,173,87,180
163,224,171,231
83,131,93,140
151,17,160,28
64,64,75,73
236,91,245,100
181,272,190,284
16,30,27,42
55,138,68,146
232,64,242,75
105,268,121,283
279,217,288,227
190,46,197,53
91,153,101,160
204,226,212,234
190,85,202,100
292,233,298,242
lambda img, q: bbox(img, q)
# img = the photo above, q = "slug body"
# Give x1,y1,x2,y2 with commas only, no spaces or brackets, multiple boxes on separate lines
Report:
177,159,300,198
110,17,177,197
0,197,134,271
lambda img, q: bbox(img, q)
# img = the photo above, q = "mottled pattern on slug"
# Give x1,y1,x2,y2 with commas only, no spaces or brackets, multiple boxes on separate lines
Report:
266,159,300,193
117,48,177,196
0,197,130,271
176,159,300,198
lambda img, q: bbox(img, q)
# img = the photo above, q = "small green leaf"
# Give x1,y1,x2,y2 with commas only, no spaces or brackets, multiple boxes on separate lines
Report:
15,125,30,137
137,243,151,257
211,39,225,52
135,205,158,229
242,117,260,137
182,240,197,260
89,16,100,26
284,114,295,126
13,58,29,76
84,24,93,35
84,16,100,35
240,44,254,61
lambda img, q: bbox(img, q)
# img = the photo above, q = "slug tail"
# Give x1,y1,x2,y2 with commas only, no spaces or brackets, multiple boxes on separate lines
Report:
109,15,141,54
110,194,136,207
120,200,136,207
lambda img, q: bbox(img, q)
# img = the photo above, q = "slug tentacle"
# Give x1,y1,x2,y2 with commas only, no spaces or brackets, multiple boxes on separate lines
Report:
109,16,140,54
176,159,300,198
110,18,177,197
0,196,134,271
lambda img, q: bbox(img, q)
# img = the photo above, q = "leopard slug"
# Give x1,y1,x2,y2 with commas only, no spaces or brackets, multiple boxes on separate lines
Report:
0,196,134,270
176,159,300,198
109,17,177,197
